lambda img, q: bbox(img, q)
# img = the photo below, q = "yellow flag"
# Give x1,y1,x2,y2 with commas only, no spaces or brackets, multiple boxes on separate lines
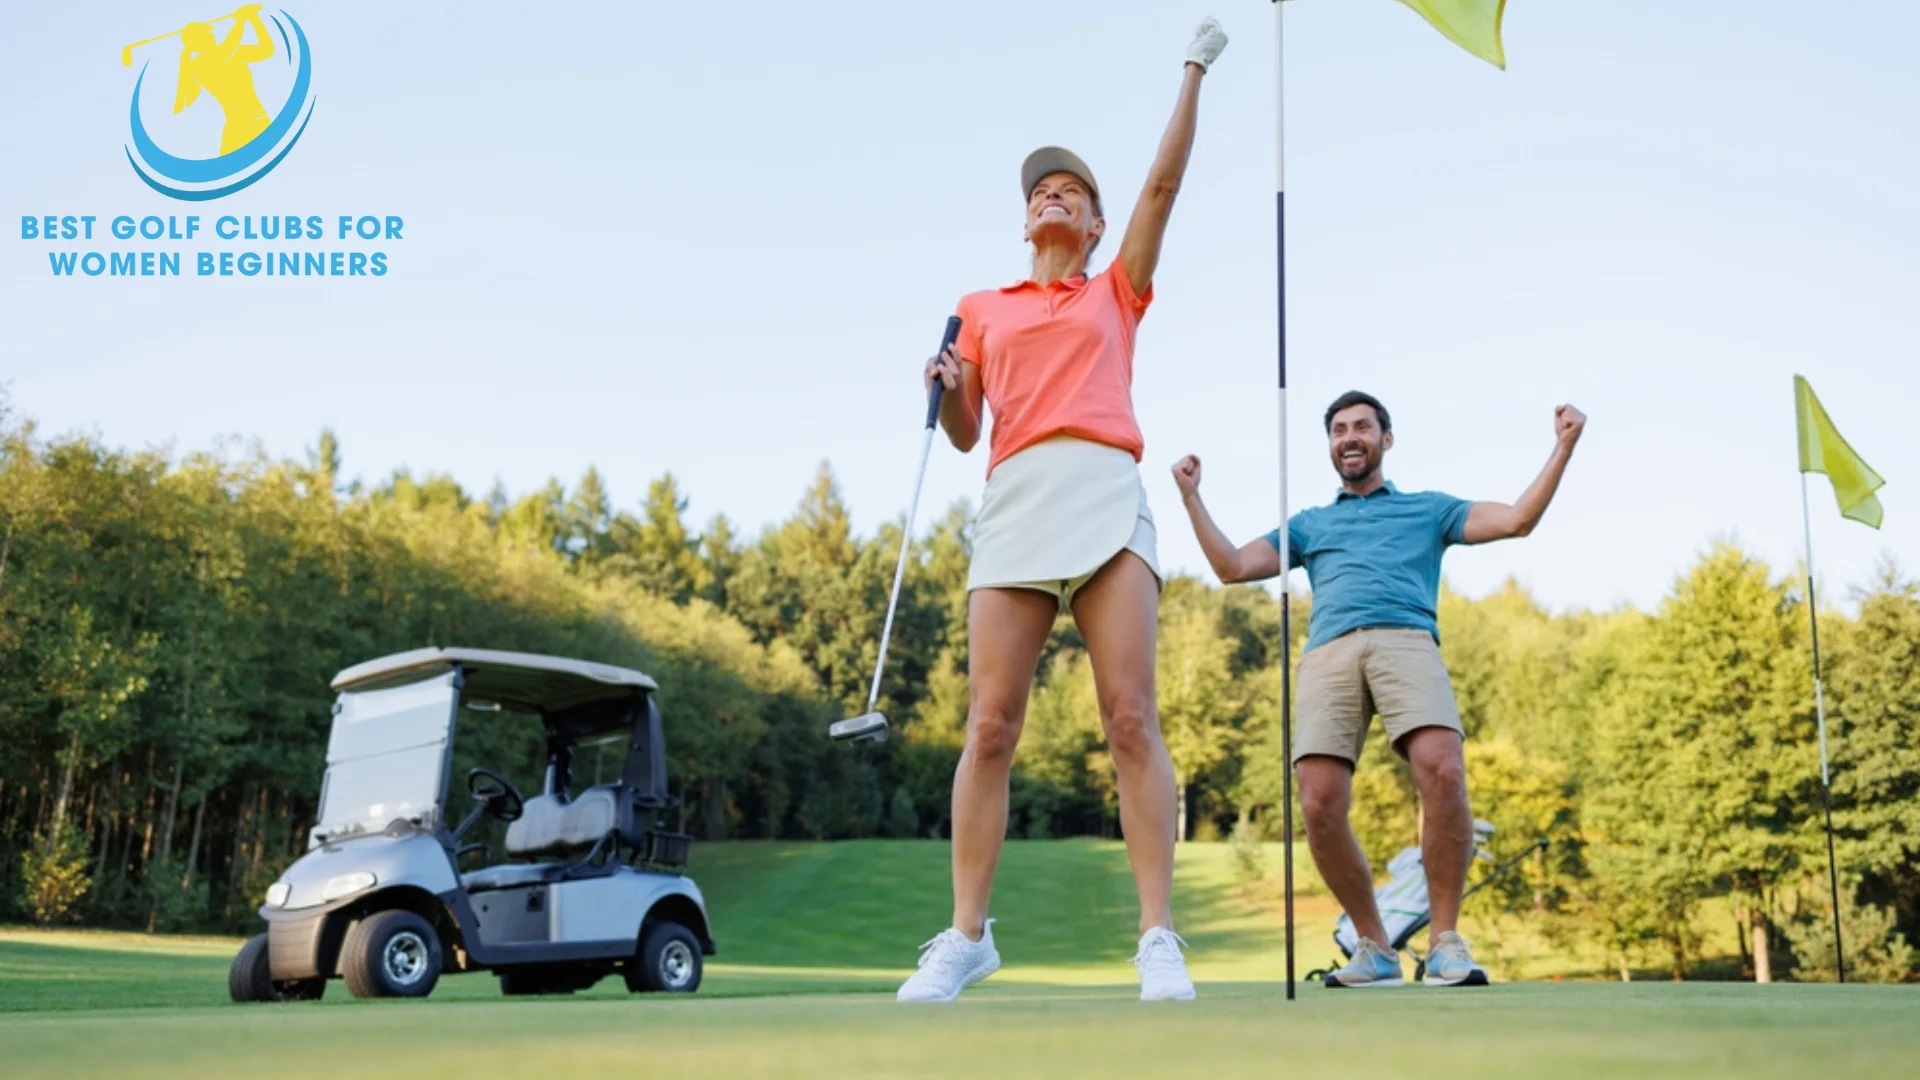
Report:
1795,375,1884,529
1392,0,1508,69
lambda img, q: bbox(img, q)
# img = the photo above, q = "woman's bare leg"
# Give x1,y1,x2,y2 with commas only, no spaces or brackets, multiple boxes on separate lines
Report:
950,585,1058,938
1070,553,1177,934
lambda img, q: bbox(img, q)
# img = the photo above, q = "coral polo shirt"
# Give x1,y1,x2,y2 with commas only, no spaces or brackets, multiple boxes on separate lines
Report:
953,258,1153,478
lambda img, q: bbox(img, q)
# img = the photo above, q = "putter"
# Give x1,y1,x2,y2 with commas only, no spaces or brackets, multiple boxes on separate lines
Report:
830,314,963,744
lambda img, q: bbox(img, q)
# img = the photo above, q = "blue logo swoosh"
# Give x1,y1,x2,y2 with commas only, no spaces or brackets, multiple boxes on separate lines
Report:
125,102,315,202
126,9,314,194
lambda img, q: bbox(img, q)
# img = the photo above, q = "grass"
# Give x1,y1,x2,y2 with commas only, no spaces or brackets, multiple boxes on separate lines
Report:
690,838,1335,982
2,840,1915,1077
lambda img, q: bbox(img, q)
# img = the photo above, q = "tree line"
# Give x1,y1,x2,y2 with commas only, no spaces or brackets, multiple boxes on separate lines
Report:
1,392,1914,981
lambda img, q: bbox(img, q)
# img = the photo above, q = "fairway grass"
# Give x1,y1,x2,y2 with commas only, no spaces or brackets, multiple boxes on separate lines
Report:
3,972,1915,1079
4,840,1914,1077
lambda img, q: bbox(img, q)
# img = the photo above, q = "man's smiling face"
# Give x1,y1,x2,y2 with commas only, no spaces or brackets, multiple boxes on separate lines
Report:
1327,402,1392,485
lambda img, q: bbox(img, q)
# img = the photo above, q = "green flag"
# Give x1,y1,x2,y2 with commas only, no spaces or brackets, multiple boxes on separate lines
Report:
1795,374,1884,529
1392,0,1508,69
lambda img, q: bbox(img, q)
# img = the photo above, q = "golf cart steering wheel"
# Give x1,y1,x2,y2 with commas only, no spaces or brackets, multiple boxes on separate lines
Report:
465,767,525,823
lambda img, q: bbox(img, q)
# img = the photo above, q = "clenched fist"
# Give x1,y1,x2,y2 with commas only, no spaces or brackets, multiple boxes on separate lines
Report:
1186,16,1228,72
924,344,961,397
1555,404,1587,450
1172,454,1203,499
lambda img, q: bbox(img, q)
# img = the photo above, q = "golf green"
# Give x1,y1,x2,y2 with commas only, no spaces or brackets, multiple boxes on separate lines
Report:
2,841,1913,1077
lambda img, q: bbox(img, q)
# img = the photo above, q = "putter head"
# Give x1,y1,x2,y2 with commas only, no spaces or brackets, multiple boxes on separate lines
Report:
121,46,134,67
830,711,889,744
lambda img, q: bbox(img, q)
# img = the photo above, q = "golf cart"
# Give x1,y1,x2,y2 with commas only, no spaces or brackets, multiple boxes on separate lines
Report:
228,647,714,1002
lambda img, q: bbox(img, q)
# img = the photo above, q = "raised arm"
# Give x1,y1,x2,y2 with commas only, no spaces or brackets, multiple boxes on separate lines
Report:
218,6,273,63
235,6,275,63
1117,19,1227,295
1462,405,1586,543
1173,455,1282,584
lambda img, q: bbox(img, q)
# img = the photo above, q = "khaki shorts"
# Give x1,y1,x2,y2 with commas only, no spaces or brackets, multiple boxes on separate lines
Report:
1294,628,1464,765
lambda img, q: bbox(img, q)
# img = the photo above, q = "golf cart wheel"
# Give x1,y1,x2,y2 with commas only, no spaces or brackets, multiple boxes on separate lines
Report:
626,921,702,993
228,933,326,1003
340,910,442,999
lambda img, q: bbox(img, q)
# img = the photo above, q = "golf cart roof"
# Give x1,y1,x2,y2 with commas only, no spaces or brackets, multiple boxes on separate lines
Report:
330,647,657,712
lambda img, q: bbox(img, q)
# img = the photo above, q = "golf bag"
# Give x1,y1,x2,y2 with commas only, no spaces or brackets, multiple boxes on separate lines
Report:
1306,819,1547,981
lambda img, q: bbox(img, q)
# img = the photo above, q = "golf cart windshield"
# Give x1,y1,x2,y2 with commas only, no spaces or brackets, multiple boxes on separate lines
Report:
312,671,457,845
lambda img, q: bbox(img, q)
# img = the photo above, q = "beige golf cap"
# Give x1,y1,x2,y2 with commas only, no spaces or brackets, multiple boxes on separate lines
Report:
1021,146,1100,203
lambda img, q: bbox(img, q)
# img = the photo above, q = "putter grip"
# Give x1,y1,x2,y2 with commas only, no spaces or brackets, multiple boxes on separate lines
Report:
925,315,963,429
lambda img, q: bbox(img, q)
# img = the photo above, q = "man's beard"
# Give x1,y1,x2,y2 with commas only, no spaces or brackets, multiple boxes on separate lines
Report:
1334,444,1378,482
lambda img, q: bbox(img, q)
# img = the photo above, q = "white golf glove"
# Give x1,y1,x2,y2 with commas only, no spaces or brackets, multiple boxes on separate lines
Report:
1186,16,1228,71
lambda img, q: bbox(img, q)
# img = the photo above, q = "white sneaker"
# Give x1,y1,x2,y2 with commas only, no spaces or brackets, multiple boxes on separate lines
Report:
896,919,1000,1002
1133,926,1196,1001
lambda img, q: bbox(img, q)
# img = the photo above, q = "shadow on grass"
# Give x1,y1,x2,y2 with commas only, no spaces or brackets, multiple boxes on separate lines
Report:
0,936,236,1013
691,839,1297,972
2,840,1317,1013
0,935,908,1013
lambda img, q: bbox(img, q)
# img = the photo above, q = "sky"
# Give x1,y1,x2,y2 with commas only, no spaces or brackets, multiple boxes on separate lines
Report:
2,0,1914,617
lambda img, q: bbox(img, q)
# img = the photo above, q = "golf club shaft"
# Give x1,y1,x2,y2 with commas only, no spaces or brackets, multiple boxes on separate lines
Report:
127,9,244,50
862,315,963,715
864,423,936,713
1458,838,1548,903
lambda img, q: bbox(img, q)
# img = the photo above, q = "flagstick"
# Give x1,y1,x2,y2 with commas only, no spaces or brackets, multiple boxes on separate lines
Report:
1800,473,1847,984
1272,0,1296,1003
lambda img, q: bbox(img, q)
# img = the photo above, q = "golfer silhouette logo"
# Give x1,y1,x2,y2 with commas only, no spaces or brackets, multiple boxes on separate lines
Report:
121,5,316,201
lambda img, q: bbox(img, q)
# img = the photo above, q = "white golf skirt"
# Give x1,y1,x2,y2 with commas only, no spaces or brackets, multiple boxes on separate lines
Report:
967,436,1162,610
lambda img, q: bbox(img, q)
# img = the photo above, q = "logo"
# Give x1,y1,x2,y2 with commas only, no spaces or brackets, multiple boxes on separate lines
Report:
18,6,400,280
122,5,316,201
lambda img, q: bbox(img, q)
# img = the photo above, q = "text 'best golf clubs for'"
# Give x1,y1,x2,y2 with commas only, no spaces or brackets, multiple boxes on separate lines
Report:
830,315,963,744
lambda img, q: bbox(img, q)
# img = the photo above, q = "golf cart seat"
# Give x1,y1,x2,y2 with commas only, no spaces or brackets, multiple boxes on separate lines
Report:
461,785,620,892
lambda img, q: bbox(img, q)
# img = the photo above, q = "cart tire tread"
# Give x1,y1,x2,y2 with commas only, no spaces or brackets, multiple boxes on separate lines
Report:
626,920,702,993
341,909,442,999
228,933,273,1002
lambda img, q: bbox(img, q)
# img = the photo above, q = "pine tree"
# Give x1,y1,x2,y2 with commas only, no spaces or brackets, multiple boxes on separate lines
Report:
698,514,740,610
566,466,611,564
1827,561,1920,947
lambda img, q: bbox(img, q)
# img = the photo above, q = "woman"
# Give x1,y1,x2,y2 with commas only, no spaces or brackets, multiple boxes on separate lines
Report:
172,4,276,155
895,17,1228,1004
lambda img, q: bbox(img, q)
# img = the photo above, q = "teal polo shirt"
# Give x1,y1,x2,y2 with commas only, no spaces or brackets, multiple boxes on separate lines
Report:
1263,482,1473,653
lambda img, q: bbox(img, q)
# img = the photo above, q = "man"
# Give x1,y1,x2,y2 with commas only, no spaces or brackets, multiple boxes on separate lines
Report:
1171,390,1585,987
